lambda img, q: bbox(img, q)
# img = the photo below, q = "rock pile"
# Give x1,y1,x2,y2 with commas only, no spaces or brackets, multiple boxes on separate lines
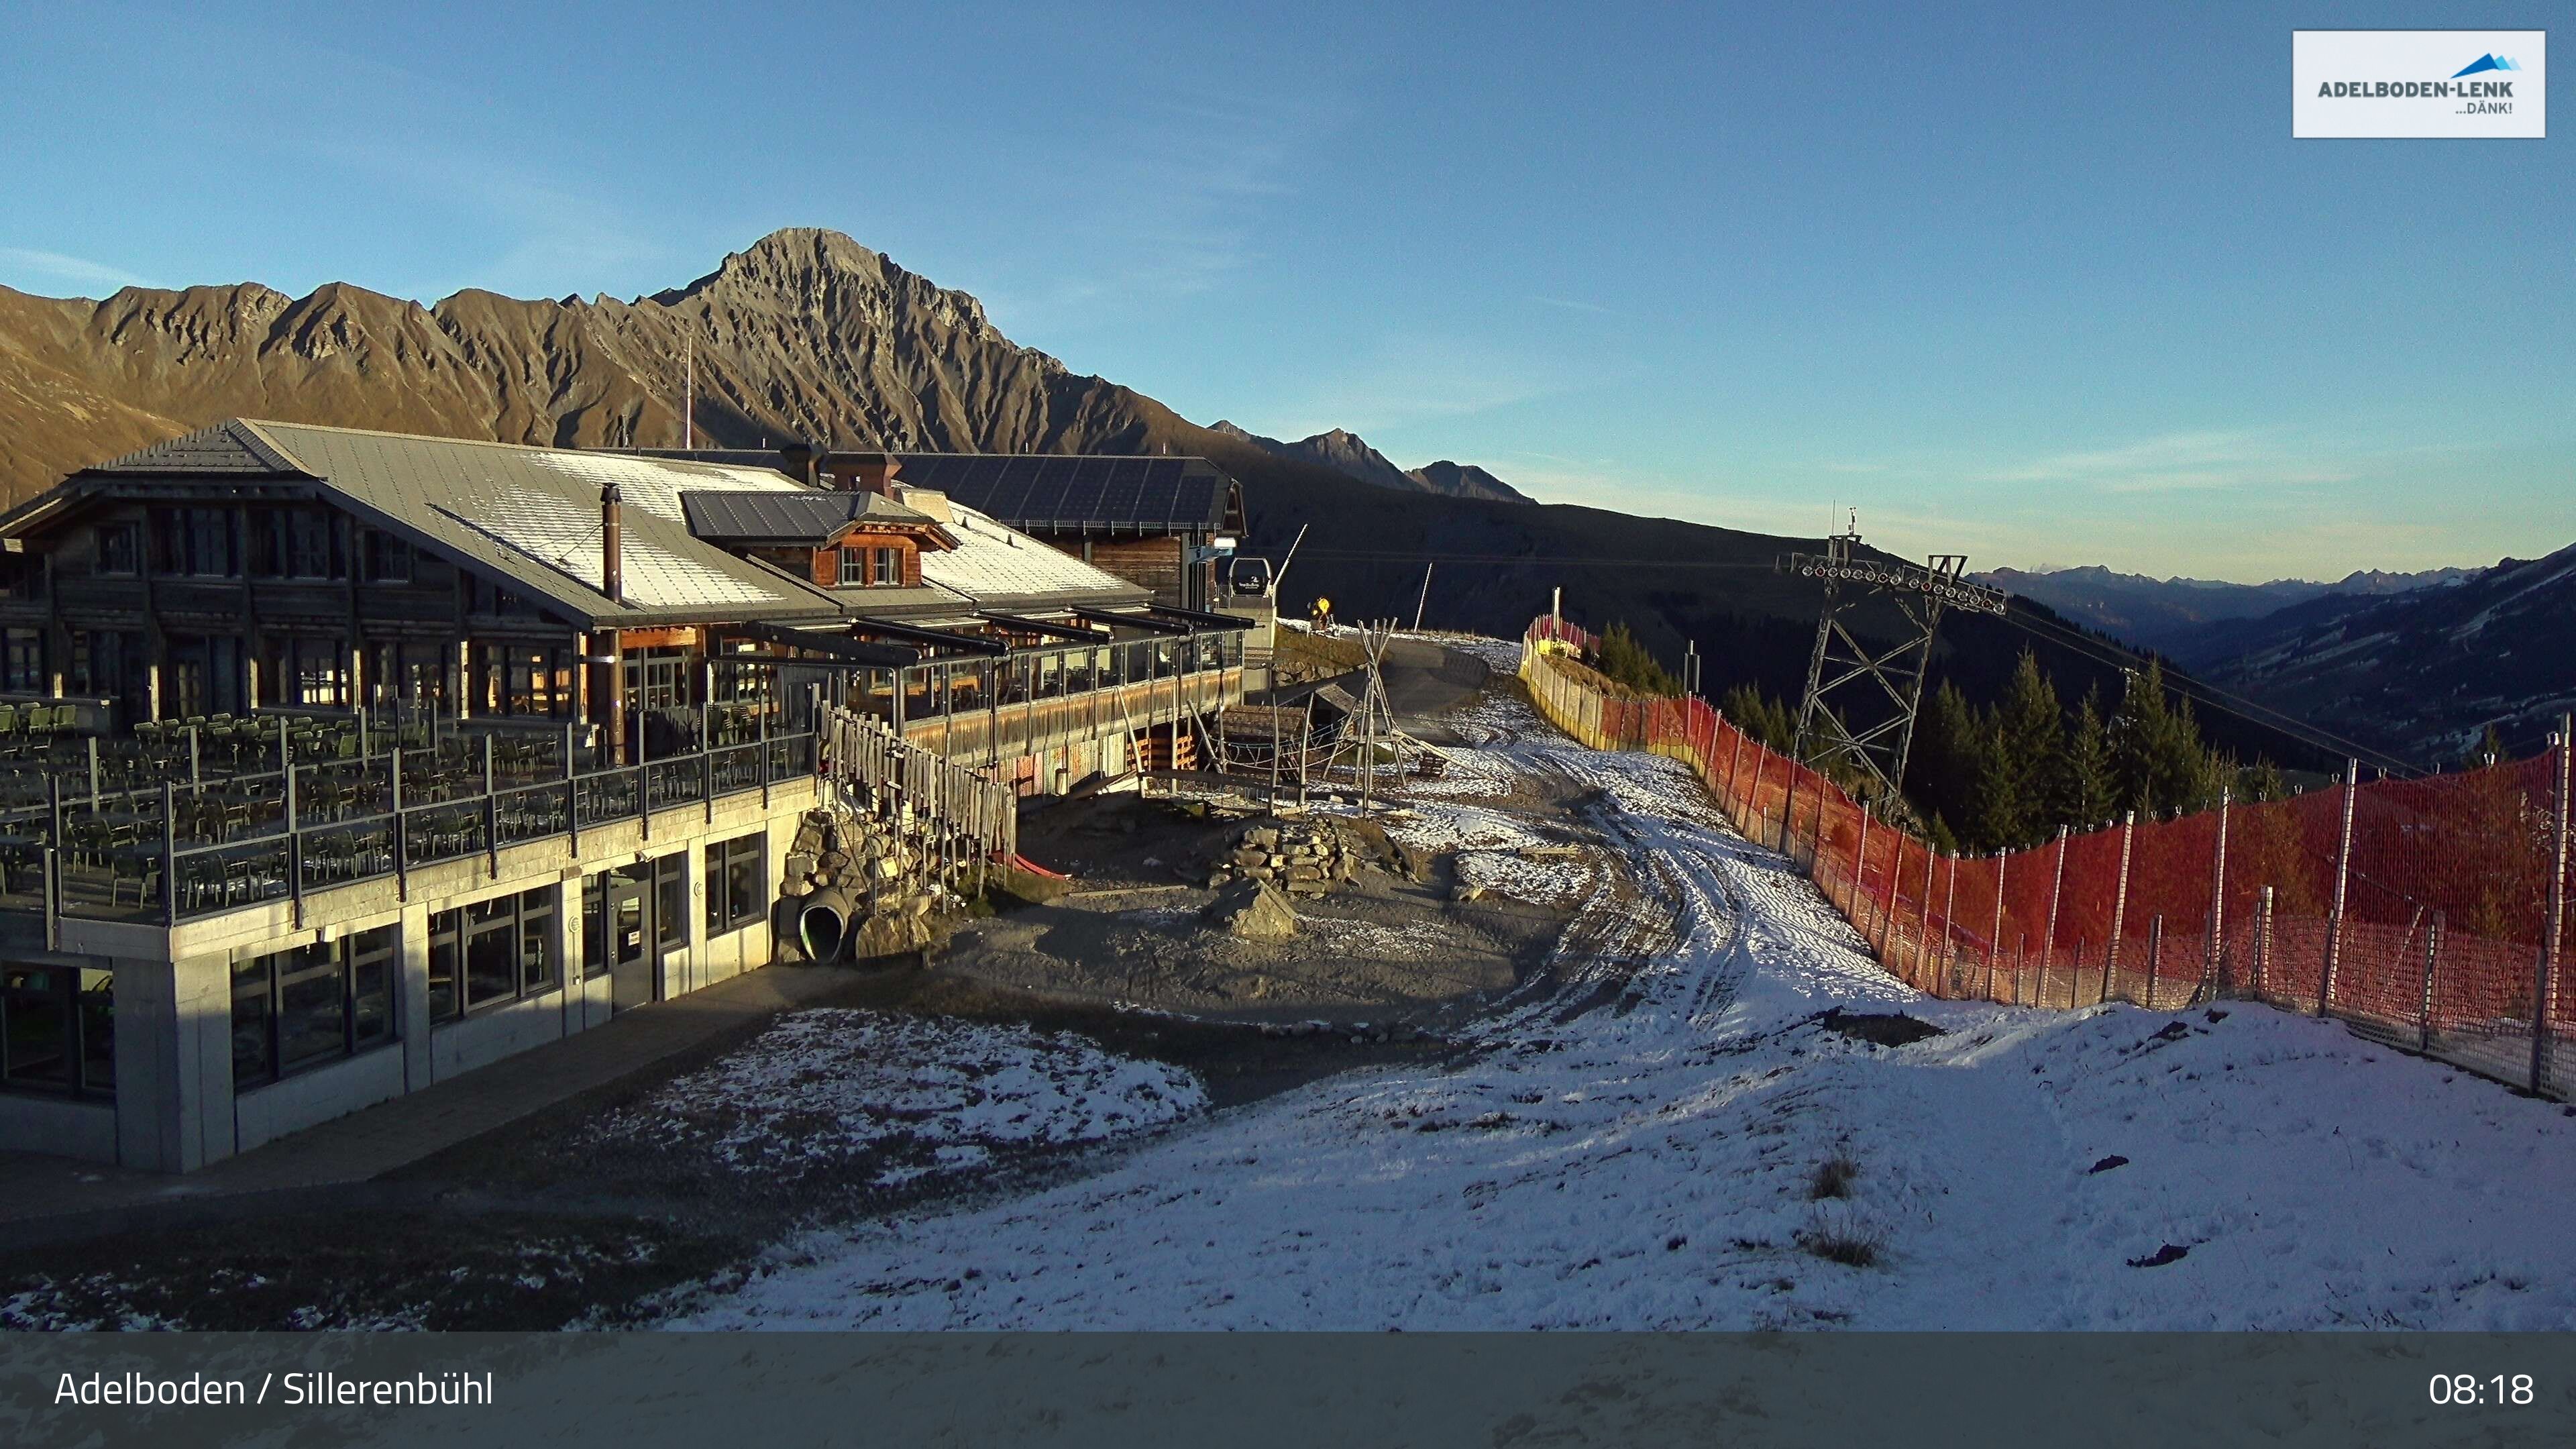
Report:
1199,877,1298,941
1199,818,1367,898
779,807,954,959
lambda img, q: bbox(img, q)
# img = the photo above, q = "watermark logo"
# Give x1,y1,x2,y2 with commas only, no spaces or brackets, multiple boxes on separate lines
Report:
2451,54,2523,78
2293,31,2546,138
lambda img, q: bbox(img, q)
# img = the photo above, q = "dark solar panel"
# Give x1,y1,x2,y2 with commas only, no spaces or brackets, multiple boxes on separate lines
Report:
894,454,1226,531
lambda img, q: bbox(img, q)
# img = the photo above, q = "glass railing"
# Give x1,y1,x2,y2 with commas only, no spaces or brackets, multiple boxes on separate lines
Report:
5,731,818,924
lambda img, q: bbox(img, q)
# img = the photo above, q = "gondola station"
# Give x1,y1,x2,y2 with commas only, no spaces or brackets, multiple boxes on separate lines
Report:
0,421,1250,1171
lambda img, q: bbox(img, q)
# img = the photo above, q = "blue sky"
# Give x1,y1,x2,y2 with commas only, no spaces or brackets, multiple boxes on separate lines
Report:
1,2,2565,581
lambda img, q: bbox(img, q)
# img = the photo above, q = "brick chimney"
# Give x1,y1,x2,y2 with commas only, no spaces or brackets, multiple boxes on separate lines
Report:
777,441,820,488
600,480,624,604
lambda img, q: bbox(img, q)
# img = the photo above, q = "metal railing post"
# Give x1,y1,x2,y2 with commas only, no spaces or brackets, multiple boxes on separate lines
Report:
2145,913,2164,1010
2255,885,2275,998
2420,910,2443,1054
2532,720,2570,1093
565,722,580,855
286,757,301,927
160,782,176,927
2319,759,2359,1017
1986,851,2006,1002
2107,810,2136,1002
2204,788,2231,998
391,745,407,901
41,847,59,951
483,734,498,878
2041,826,2070,1002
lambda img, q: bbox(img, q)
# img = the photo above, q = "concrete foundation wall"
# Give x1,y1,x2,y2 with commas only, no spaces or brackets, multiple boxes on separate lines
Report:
234,1044,407,1154
431,982,572,1081
0,1092,117,1165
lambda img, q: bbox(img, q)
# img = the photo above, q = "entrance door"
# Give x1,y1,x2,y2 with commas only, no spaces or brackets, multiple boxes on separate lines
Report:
608,875,655,1014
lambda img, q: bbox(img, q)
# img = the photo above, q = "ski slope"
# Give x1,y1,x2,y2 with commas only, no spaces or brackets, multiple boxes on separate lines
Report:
671,662,2576,1331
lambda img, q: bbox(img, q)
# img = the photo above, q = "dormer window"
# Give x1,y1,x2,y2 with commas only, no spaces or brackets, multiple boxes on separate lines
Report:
839,546,902,587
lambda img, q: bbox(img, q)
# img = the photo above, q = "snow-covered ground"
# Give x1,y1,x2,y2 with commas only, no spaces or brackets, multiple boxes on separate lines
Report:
668,654,2576,1330
592,1010,1207,1187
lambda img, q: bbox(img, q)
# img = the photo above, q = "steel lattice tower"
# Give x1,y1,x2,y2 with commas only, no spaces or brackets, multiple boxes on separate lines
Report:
1781,521,2007,816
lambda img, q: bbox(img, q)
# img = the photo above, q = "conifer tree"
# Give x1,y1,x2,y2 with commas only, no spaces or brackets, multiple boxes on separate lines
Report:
1593,622,1680,696
1904,682,1984,843
2051,687,2113,832
2461,723,2508,771
1721,682,1796,753
2110,659,2216,816
2237,757,2288,803
1976,650,2062,848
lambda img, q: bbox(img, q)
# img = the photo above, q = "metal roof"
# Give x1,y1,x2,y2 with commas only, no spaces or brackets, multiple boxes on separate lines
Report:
92,421,313,477
881,454,1230,534
678,489,936,545
239,423,843,627
7,421,1159,630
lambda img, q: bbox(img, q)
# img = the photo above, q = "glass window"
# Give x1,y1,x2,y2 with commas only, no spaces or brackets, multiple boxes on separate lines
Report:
277,951,347,1071
76,970,113,1095
519,888,556,994
485,645,573,718
429,889,559,1022
623,649,689,711
231,926,400,1087
350,930,394,1049
360,529,412,584
97,523,142,576
2,965,74,1093
153,506,240,578
582,872,608,980
1,629,44,692
873,547,902,586
257,509,343,580
464,898,517,1007
230,957,274,1089
427,927,460,1024
4,966,115,1097
655,855,686,949
264,636,351,709
704,833,765,936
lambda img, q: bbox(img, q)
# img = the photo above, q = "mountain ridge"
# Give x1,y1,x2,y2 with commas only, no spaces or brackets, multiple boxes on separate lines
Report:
2193,543,2576,762
1208,419,1532,502
1976,561,2479,661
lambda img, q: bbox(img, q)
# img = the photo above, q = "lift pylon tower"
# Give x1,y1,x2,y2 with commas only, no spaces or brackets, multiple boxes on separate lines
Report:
1780,518,2008,815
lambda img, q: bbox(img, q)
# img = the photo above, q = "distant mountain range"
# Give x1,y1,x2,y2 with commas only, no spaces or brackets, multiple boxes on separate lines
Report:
2190,544,2576,763
4,223,2514,769
1976,564,2480,661
1208,421,1532,502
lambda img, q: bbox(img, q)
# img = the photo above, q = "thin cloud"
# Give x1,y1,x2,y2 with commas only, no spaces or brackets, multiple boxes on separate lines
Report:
1982,430,2355,493
1280,335,1565,437
1530,295,1621,317
0,248,158,293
